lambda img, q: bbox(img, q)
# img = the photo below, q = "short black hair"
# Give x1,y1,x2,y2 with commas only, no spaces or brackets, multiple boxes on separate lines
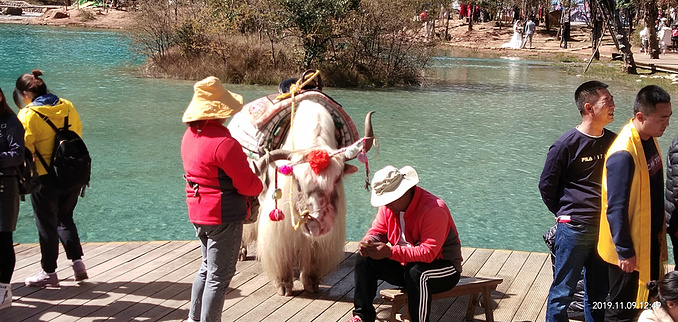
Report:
634,85,671,115
574,81,609,115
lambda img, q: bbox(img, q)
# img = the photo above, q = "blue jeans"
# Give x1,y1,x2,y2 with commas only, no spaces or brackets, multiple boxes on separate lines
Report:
546,222,608,322
189,221,243,322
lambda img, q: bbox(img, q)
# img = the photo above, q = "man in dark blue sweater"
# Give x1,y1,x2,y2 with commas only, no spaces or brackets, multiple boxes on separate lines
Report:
540,81,617,322
598,85,671,321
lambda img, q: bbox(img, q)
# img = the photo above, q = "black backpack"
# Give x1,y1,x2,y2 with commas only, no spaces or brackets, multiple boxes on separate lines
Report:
30,109,91,192
0,118,39,200
16,148,38,200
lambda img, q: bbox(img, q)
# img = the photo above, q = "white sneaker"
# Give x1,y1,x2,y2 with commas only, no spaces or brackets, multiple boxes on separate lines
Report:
0,282,12,310
25,270,59,287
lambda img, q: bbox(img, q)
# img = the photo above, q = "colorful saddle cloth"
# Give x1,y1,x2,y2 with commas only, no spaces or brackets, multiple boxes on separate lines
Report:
228,90,360,160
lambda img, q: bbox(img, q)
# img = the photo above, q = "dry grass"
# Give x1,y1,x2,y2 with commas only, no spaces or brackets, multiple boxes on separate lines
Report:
76,9,95,22
138,36,299,85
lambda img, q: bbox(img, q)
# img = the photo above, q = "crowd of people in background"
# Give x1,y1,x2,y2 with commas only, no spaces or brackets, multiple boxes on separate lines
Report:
416,3,550,48
417,3,546,26
639,6,678,56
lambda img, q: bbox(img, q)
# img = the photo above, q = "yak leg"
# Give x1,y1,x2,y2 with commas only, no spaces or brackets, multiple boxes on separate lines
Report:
274,270,295,296
257,191,296,296
299,184,348,293
298,231,345,293
239,221,258,261
238,246,247,261
300,272,319,293
239,188,265,261
300,263,320,293
298,237,319,293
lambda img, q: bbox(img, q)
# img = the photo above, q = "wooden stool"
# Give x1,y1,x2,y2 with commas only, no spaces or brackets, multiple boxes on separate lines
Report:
380,276,503,322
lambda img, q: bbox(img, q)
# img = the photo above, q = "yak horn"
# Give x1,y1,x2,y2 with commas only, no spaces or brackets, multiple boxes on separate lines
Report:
253,149,293,176
363,111,375,153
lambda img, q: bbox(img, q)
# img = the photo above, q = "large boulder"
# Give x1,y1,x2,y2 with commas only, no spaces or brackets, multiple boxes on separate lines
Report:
53,10,69,19
3,7,23,15
42,9,69,19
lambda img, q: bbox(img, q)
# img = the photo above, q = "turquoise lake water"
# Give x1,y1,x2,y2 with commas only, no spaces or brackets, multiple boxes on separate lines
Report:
0,24,674,256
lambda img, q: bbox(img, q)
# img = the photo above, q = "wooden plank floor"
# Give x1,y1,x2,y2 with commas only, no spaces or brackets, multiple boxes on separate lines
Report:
3,241,553,321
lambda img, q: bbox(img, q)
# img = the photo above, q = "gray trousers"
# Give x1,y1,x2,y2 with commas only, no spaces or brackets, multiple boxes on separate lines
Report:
189,221,243,322
522,34,534,48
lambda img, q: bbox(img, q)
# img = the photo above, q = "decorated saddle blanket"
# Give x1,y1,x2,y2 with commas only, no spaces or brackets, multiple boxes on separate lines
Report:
228,90,360,160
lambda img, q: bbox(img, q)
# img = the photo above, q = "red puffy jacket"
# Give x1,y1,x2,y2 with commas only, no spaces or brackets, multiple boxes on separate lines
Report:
181,121,263,225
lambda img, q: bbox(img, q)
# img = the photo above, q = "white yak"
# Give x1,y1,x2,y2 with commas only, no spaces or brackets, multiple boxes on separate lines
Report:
248,100,374,296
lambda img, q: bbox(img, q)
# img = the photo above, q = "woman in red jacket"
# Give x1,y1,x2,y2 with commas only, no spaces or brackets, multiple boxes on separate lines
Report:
181,76,263,322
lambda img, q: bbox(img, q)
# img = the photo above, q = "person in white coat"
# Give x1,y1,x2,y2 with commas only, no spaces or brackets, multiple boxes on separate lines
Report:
659,19,672,55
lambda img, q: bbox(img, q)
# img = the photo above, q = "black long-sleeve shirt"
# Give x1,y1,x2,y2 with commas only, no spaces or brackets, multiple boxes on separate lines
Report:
539,127,616,225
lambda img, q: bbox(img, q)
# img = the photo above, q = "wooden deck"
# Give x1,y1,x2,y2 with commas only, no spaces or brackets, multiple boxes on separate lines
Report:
4,241,553,321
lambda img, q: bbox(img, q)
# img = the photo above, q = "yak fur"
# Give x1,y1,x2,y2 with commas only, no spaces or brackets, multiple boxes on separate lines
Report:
243,100,356,296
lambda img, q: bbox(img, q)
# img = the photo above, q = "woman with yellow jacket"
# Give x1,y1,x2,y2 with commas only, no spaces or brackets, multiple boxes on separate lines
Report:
15,70,87,287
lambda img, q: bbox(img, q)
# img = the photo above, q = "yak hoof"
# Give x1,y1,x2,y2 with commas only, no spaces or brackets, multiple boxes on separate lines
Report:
238,247,247,261
301,273,319,293
276,281,294,296
303,280,319,293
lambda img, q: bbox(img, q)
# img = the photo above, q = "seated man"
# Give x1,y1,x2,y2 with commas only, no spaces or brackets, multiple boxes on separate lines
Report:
346,165,463,322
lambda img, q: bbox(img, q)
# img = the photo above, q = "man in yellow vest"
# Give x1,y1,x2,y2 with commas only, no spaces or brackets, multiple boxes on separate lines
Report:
598,85,671,321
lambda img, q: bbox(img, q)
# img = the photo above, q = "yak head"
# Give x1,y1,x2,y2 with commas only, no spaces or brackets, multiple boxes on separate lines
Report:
286,147,356,237
256,110,374,238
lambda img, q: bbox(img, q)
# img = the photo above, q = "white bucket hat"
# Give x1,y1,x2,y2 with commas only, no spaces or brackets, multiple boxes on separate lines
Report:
182,76,244,123
370,165,419,207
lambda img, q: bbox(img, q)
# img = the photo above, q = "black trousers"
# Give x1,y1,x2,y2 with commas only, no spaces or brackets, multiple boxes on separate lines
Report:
0,176,19,284
31,176,83,273
605,236,660,322
352,256,460,322
0,232,14,283
605,264,641,322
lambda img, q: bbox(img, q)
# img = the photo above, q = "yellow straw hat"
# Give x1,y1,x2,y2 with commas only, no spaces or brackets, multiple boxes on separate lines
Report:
182,76,243,123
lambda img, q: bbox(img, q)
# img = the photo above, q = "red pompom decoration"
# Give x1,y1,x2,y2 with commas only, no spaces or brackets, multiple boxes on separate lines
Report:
269,208,284,221
307,150,330,174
